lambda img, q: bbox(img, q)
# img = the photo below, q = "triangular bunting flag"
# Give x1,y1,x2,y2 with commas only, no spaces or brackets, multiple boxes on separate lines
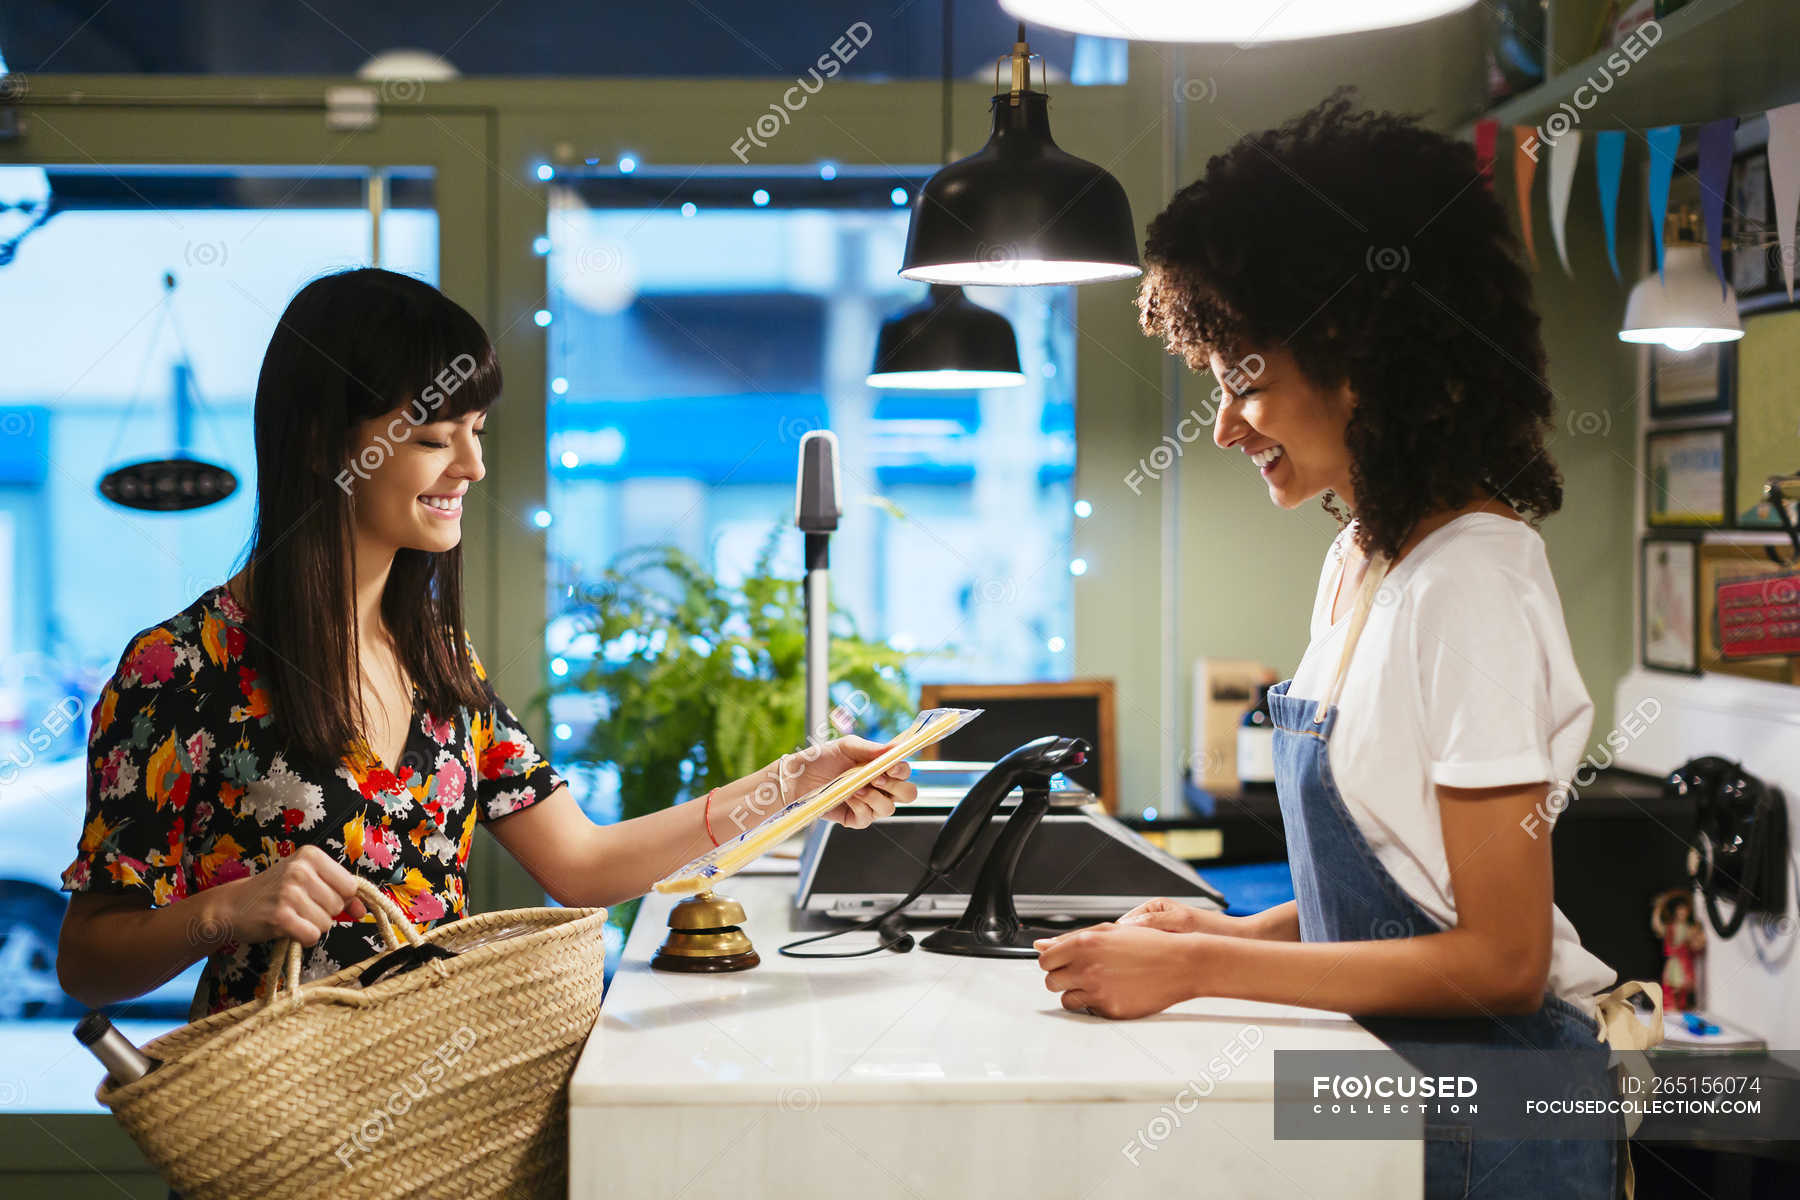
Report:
1767,102,1800,301
1514,127,1540,269
1696,118,1737,297
1548,132,1582,277
1595,130,1626,282
1646,125,1683,280
1474,119,1499,191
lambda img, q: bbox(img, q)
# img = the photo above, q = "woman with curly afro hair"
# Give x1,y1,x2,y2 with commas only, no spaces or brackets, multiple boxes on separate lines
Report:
1035,92,1661,1199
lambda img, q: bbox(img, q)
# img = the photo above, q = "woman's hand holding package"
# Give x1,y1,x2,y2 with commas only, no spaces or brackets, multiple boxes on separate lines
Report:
764,735,918,831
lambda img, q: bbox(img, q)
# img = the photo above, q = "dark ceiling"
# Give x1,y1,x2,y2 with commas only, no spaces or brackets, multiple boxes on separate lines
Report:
0,1,1084,79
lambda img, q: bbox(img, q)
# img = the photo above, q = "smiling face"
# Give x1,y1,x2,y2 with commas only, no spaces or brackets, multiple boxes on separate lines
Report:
346,407,487,554
1208,347,1356,510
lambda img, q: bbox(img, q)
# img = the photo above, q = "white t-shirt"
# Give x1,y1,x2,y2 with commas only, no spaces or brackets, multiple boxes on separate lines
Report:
1287,513,1617,1012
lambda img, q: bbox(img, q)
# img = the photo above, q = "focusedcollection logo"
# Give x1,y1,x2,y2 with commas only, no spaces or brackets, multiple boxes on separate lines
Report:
1310,1072,1479,1116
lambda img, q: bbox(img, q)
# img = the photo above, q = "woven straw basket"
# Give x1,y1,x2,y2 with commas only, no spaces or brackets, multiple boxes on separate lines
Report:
97,879,608,1199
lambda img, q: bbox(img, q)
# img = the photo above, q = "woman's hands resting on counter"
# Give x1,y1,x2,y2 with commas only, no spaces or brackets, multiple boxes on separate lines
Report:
1034,899,1300,1020
1037,780,1564,1021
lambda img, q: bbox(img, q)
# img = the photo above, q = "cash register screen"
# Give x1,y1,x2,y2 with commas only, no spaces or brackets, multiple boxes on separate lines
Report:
920,692,1106,801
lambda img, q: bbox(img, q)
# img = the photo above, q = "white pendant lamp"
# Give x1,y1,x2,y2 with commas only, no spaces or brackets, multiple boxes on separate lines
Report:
998,0,1478,43
1619,244,1744,352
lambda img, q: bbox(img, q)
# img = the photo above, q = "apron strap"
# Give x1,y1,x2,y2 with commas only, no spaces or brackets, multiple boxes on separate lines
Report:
1313,552,1392,724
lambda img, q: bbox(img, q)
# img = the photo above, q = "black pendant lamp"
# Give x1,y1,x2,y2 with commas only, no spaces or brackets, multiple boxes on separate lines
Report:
899,23,1140,287
868,0,1025,390
868,283,1024,389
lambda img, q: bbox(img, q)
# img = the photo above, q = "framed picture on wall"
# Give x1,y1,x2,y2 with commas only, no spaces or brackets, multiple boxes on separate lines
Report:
1640,535,1700,674
1649,342,1732,420
1726,145,1795,313
1732,308,1800,529
1697,543,1800,684
1646,425,1732,528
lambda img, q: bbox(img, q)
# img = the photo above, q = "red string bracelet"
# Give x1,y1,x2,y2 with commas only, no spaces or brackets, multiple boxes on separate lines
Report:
703,787,720,847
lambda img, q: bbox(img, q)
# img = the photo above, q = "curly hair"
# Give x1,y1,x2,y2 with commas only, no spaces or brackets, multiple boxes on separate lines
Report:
1136,89,1562,561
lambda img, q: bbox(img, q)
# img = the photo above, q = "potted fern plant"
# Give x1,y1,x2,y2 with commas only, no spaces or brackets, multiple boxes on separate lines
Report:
530,533,915,937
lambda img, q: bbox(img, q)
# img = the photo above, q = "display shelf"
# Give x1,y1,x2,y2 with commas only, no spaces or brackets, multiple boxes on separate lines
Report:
1473,0,1800,134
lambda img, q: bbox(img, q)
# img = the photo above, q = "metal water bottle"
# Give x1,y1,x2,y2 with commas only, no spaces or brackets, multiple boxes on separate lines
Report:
74,1012,159,1085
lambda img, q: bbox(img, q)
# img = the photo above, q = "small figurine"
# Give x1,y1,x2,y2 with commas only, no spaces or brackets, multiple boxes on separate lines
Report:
1651,888,1706,1011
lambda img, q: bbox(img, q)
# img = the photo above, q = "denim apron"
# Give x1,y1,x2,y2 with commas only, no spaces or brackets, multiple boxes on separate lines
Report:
1267,550,1624,1199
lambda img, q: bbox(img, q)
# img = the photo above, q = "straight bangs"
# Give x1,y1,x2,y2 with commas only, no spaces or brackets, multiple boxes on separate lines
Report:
343,280,503,432
240,268,498,767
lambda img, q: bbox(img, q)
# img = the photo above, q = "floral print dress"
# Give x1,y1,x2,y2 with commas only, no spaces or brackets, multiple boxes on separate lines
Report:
61,583,564,1018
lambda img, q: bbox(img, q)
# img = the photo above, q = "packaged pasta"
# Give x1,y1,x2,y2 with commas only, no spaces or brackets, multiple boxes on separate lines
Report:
653,707,982,894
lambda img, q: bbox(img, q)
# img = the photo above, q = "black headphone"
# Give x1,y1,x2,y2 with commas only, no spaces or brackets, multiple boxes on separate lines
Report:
1665,756,1790,939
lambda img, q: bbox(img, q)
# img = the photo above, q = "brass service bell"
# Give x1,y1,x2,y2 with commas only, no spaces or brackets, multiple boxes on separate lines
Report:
650,889,760,972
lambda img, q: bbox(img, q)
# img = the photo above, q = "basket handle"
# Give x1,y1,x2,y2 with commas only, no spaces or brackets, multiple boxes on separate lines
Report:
262,878,421,1008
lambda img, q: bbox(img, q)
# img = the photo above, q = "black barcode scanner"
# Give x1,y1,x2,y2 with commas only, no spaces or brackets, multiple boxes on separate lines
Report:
925,736,1090,875
918,736,1090,958
778,735,1091,959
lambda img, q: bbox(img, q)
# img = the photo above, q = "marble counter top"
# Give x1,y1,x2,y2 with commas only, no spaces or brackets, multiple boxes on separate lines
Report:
568,868,1421,1198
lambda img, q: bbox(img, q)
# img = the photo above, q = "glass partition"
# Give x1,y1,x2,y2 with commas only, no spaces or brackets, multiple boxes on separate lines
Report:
541,170,1078,824
0,164,436,1109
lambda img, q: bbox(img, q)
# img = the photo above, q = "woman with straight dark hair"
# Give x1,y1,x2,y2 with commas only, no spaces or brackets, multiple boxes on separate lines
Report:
57,267,914,1020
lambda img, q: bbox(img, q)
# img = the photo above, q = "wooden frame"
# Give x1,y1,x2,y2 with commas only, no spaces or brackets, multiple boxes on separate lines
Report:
1645,424,1733,528
1697,543,1800,684
1732,307,1800,529
917,679,1117,814
1640,534,1701,674
1725,144,1797,313
1648,341,1732,420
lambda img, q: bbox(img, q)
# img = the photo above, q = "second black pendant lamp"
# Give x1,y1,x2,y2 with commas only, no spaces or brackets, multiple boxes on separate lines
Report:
899,21,1140,286
868,0,1025,390
867,283,1026,388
